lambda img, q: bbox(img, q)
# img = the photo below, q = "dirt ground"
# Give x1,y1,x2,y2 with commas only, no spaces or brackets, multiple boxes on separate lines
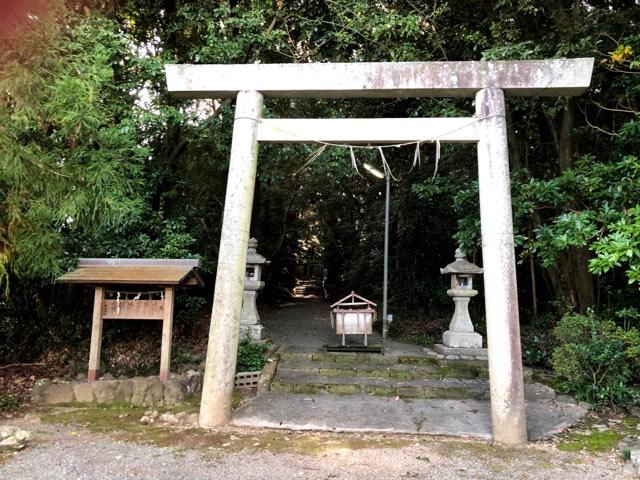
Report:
0,404,633,480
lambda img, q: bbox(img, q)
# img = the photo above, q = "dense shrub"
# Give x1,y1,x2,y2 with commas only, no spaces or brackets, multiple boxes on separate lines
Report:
552,312,640,409
236,341,271,373
520,314,556,368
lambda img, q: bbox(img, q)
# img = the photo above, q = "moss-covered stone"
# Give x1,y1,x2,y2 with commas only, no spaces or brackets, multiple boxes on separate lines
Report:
292,384,324,394
438,364,481,379
395,386,424,398
318,367,355,377
325,384,361,395
363,385,395,397
421,386,475,400
270,382,294,393
398,356,438,366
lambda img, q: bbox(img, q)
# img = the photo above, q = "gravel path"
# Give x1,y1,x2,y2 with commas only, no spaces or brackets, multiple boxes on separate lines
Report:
0,419,630,480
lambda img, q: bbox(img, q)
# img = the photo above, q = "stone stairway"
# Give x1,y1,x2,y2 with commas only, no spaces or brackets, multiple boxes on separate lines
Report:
232,350,586,439
270,351,557,402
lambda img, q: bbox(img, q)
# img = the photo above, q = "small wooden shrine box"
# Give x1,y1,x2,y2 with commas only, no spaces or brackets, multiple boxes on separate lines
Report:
330,292,377,346
57,258,204,383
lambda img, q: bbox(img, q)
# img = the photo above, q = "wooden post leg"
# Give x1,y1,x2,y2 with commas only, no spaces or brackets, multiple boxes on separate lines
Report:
88,286,104,383
160,287,175,383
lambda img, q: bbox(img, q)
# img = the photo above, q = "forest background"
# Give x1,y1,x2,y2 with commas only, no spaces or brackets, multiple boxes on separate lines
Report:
0,0,639,407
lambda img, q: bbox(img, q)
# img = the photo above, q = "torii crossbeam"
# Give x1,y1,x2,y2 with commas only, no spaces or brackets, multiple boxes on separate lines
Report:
165,59,594,444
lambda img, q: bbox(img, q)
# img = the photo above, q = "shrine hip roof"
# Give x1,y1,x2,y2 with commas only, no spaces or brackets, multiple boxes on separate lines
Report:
56,258,204,286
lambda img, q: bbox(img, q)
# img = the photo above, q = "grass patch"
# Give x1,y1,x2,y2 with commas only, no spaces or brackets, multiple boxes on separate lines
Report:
557,415,640,453
558,429,622,452
39,402,416,456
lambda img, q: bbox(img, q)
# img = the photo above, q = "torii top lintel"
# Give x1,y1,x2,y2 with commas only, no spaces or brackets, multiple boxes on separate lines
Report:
165,58,594,99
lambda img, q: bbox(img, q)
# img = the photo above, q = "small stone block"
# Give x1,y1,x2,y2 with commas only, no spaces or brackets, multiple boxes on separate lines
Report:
434,344,488,358
73,383,95,403
37,383,74,405
442,330,483,349
94,380,118,404
115,380,134,403
143,378,165,406
239,324,264,341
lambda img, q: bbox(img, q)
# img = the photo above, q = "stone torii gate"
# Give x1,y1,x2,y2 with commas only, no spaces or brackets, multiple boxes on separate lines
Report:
165,59,594,444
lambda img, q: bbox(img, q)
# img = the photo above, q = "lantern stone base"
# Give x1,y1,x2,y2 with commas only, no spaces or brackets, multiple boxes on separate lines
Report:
442,330,483,349
434,343,487,358
240,324,264,341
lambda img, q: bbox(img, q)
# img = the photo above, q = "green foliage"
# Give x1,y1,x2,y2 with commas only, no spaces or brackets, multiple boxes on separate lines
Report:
1,0,639,376
236,341,271,373
0,3,147,290
0,394,18,412
520,314,556,368
552,312,640,408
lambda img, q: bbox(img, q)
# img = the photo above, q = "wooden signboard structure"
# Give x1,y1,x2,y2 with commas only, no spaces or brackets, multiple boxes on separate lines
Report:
57,258,204,383
330,292,376,347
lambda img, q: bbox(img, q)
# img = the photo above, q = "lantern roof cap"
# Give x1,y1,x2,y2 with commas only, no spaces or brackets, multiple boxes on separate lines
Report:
331,291,377,308
440,249,483,275
246,237,268,264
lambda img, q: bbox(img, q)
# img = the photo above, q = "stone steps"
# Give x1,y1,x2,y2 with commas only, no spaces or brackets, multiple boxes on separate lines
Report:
277,358,481,381
271,372,486,399
272,351,549,401
271,370,556,401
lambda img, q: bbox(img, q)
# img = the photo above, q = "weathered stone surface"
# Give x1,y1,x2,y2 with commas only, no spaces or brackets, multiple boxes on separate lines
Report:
33,382,74,405
619,435,640,475
94,380,118,404
524,383,556,401
14,430,31,443
143,378,164,406
434,344,488,358
556,394,577,405
163,379,186,407
0,427,30,452
184,370,203,395
166,59,595,99
231,392,588,440
73,383,95,403
115,380,134,403
0,426,17,439
0,437,21,451
239,323,264,341
131,377,154,406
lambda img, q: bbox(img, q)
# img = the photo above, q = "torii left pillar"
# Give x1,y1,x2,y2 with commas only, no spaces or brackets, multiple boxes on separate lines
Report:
199,90,263,427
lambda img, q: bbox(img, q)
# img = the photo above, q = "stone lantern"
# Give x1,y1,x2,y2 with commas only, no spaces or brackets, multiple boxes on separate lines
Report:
240,238,268,340
434,248,487,357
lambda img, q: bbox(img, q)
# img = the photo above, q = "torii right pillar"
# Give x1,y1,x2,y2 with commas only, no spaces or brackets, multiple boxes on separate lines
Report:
476,87,526,443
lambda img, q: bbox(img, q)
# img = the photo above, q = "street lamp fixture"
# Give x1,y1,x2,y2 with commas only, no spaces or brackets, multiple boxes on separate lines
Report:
363,162,391,339
363,162,385,179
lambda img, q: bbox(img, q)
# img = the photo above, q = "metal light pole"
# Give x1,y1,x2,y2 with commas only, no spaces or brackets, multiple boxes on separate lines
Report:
363,163,390,339
382,169,390,339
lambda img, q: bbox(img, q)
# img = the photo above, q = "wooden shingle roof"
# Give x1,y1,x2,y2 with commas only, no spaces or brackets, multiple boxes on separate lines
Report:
57,259,204,286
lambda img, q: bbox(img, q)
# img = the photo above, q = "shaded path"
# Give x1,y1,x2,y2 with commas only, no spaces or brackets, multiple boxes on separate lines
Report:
260,297,427,356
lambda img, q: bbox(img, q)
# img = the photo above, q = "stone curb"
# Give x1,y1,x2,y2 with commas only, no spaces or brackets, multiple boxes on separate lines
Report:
32,371,203,408
258,347,281,394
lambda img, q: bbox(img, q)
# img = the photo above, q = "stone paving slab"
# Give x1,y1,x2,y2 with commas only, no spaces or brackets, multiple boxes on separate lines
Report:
231,392,587,440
